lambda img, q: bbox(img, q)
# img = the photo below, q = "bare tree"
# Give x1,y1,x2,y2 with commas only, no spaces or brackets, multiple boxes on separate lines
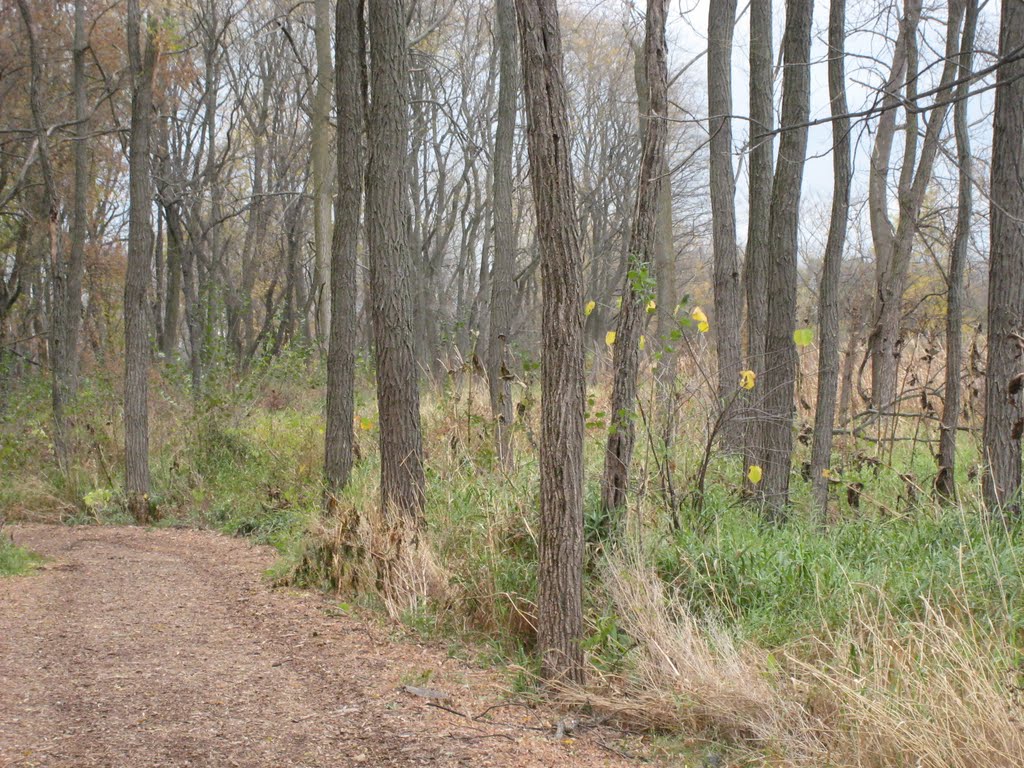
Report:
325,0,365,495
124,0,157,523
601,0,668,513
488,0,518,469
515,0,586,685
982,0,1024,515
743,0,773,480
757,0,814,518
868,0,964,413
67,0,88,397
937,0,979,501
809,0,852,518
366,0,426,592
16,0,70,475
707,0,742,450
311,0,333,343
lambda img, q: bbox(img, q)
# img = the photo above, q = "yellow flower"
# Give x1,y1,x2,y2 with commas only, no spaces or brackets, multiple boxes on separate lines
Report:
747,465,763,484
691,306,709,333
646,299,657,313
584,300,596,317
638,335,646,351
605,331,616,347
739,370,756,390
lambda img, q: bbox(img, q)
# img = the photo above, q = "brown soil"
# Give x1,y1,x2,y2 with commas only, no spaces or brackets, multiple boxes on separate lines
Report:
0,525,635,768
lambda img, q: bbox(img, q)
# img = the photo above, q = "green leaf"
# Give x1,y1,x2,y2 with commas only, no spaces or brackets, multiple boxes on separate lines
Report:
793,328,814,347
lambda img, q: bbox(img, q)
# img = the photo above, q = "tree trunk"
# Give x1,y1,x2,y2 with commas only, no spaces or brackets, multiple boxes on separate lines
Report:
757,0,814,519
982,0,1024,515
744,0,773,480
125,0,157,524
312,0,333,345
707,0,743,450
870,0,964,414
865,0,918,412
487,0,518,469
325,0,365,495
16,0,71,476
937,0,978,501
366,0,427,594
601,0,668,513
67,0,88,396
809,0,852,519
161,200,183,357
515,0,586,686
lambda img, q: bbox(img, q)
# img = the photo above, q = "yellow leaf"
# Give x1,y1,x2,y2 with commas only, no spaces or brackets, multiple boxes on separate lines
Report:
821,468,831,478
646,299,656,313
747,465,763,484
359,417,375,431
605,331,616,347
692,306,710,333
739,369,756,390
616,296,622,309
584,300,596,317
638,335,646,351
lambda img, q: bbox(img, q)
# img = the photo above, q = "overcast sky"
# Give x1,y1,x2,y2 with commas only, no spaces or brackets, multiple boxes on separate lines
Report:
651,0,1001,246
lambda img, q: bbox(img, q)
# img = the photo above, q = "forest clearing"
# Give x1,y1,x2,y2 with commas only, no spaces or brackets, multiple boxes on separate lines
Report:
2,0,1024,765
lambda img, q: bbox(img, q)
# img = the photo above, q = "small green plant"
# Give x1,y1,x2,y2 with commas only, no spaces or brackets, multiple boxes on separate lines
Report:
0,534,41,576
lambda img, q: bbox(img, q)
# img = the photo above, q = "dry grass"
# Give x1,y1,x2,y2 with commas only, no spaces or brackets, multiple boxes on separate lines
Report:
568,551,1024,767
801,604,1024,768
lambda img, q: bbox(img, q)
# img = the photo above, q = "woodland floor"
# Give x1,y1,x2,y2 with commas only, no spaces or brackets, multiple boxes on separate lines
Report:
0,525,634,768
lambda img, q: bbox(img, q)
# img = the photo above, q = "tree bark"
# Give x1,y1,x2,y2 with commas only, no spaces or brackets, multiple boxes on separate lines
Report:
937,0,978,502
487,0,518,470
325,0,365,495
601,0,668,513
515,0,586,686
67,0,89,396
757,0,814,519
869,0,964,413
16,0,71,476
366,0,427,585
707,0,743,450
312,0,334,345
744,0,773,480
125,0,157,523
809,0,852,519
982,0,1024,515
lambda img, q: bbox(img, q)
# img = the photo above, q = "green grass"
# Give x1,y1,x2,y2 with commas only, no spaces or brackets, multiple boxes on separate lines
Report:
0,535,41,576
2,353,1021,764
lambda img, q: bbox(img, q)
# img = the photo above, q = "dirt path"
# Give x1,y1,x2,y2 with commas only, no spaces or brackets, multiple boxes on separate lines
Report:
0,525,634,768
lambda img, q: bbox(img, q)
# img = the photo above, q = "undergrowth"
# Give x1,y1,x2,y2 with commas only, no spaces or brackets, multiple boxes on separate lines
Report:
1,349,1021,766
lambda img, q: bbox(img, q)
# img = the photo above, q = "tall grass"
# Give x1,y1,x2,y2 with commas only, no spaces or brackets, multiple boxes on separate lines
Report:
1,353,1021,765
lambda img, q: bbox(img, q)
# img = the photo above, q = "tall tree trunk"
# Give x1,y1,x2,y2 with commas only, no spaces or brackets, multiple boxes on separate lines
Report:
600,0,668,513
16,0,70,476
982,0,1024,515
325,0,365,495
757,0,814,519
487,0,518,469
707,0,743,450
870,0,963,413
809,0,852,519
67,0,88,396
366,0,427,595
312,0,333,345
125,0,157,524
744,0,773,479
515,0,586,685
161,201,183,357
937,0,978,501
